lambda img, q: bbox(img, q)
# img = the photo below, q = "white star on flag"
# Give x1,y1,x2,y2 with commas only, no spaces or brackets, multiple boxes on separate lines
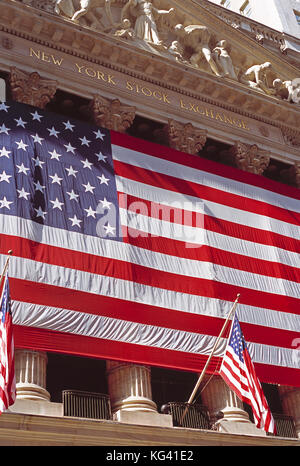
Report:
16,163,30,175
17,187,30,200
15,117,27,127
64,142,76,154
96,152,107,162
98,174,110,185
0,102,9,112
65,165,78,177
15,139,28,151
0,170,12,183
69,215,82,228
31,111,43,121
94,129,105,140
48,127,60,137
31,133,44,145
67,190,79,202
0,123,10,134
49,173,63,185
33,157,45,168
33,180,46,192
82,182,95,193
0,196,13,209
81,158,93,170
0,146,11,158
63,120,75,131
103,223,116,235
84,206,97,218
49,149,62,160
35,206,47,219
50,198,64,210
79,136,91,146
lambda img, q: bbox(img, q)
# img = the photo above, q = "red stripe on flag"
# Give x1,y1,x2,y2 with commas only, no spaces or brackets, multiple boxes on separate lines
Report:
9,277,299,349
115,160,300,227
111,130,300,201
14,325,300,387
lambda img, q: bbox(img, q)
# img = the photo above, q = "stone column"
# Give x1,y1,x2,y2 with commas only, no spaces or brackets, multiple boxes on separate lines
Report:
9,349,63,416
167,119,207,155
201,375,266,435
278,386,300,438
106,361,172,427
15,349,50,401
90,94,136,133
9,66,57,109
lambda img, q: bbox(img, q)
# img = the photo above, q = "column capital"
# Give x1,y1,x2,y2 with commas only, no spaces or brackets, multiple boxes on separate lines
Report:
90,95,136,133
167,119,207,155
9,66,57,109
230,141,270,175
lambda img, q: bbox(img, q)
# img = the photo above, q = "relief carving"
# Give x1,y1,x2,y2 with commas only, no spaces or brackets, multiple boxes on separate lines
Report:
174,24,221,77
230,142,270,175
23,0,300,108
9,67,57,109
239,62,274,95
167,119,207,155
90,95,136,132
120,0,175,47
212,40,237,80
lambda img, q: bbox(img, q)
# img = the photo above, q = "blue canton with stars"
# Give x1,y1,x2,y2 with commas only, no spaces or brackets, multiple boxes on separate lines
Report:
0,101,121,240
228,315,248,363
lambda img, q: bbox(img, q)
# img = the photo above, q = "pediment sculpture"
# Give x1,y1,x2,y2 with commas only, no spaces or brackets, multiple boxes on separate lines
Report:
51,0,300,105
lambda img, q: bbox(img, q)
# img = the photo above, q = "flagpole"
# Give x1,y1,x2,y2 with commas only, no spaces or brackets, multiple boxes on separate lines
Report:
179,293,240,426
0,250,13,302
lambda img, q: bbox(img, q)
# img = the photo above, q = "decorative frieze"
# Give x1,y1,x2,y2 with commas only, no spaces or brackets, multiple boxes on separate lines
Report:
9,66,57,109
167,119,207,155
90,95,136,132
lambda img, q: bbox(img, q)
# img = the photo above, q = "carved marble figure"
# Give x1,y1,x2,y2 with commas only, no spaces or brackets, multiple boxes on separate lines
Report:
212,40,237,80
174,24,220,77
167,40,188,63
121,0,175,46
239,62,274,94
272,78,300,104
55,0,115,28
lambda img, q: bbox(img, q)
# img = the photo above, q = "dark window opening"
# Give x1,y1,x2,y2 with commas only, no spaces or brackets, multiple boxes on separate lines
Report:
46,352,108,403
151,366,199,412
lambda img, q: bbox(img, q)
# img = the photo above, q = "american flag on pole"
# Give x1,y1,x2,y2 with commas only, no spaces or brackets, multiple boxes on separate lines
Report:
219,313,276,434
0,273,16,414
0,100,299,387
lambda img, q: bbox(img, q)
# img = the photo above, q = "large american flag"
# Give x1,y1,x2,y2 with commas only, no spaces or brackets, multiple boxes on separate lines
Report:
220,314,276,433
0,273,16,414
0,100,299,387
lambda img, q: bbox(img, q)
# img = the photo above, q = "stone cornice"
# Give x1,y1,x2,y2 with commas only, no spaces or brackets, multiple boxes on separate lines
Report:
1,0,300,143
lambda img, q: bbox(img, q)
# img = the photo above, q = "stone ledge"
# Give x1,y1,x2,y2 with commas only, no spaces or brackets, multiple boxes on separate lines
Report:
0,412,299,446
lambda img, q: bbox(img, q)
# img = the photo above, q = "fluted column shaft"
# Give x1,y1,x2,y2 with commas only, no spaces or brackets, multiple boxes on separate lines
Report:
15,349,50,401
106,361,157,413
201,375,250,424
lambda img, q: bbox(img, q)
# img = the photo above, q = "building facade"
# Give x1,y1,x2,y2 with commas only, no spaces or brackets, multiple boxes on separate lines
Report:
209,0,300,39
0,0,299,446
